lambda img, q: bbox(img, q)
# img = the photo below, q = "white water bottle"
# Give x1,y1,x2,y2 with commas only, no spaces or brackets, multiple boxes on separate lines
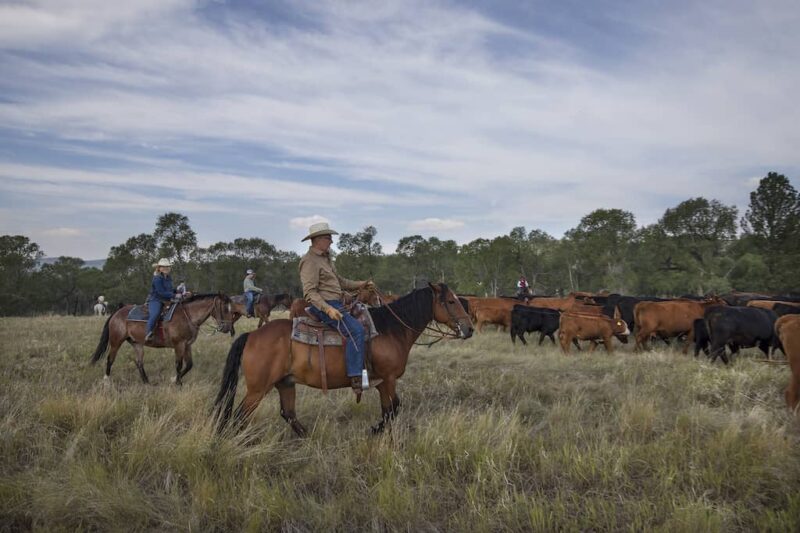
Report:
361,368,369,390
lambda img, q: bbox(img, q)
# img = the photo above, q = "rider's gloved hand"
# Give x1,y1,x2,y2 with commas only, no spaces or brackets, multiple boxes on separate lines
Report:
325,306,343,321
361,280,376,290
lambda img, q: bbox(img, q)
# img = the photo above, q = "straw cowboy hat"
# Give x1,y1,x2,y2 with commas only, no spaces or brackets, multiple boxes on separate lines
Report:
301,222,339,242
151,258,173,268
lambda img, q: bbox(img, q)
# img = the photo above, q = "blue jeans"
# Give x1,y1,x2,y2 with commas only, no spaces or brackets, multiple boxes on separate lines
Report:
146,299,163,336
309,300,365,377
245,291,256,316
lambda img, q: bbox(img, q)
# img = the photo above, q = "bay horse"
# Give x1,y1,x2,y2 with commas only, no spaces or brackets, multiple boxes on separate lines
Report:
214,283,473,435
89,293,233,385
229,293,294,333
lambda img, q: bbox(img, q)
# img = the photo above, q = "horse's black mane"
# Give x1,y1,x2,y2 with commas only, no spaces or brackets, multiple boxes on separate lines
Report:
270,293,293,304
369,284,448,335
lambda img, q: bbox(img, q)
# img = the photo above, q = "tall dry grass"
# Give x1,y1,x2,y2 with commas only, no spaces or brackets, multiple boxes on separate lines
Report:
1,316,799,531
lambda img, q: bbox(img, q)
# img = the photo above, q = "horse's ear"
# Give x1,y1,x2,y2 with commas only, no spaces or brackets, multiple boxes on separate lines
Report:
428,282,440,293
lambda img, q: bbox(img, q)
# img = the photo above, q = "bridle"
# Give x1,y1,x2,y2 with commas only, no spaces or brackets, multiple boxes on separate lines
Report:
210,295,233,333
369,285,469,343
180,295,232,336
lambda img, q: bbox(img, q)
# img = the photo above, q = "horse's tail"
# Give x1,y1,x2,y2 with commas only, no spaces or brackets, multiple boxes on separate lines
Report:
89,311,115,364
213,332,250,431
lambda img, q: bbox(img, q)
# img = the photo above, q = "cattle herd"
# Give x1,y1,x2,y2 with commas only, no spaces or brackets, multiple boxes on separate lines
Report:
460,290,800,410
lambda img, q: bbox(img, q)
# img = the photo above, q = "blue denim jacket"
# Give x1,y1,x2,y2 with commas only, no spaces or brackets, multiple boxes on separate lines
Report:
149,273,175,301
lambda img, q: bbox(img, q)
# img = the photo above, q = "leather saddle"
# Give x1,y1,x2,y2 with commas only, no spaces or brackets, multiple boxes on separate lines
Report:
126,301,178,323
291,302,379,345
290,302,379,394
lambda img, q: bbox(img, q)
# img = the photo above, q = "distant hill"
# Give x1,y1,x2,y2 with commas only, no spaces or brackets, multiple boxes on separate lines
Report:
37,257,106,270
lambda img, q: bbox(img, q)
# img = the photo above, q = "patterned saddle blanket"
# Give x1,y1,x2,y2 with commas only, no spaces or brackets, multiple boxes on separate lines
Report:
291,303,379,346
126,302,178,323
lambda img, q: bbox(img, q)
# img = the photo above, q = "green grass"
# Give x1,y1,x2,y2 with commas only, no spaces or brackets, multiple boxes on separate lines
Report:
1,316,799,531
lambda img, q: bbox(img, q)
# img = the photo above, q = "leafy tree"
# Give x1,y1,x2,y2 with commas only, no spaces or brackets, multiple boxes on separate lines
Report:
394,235,459,290
741,172,800,290
154,212,197,271
742,172,800,248
457,236,516,296
104,233,157,304
563,209,637,292
657,198,738,294
336,226,383,280
727,253,771,292
0,235,43,315
38,257,86,315
507,227,558,293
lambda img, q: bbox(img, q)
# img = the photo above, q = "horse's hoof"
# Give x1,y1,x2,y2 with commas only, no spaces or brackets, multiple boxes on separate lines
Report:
290,421,308,437
371,423,385,435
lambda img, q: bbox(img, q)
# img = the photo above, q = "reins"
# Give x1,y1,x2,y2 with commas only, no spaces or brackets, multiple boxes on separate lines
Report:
181,295,231,337
369,286,463,344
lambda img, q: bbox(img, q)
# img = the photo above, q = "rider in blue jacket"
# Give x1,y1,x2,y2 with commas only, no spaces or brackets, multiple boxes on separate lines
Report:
145,258,176,341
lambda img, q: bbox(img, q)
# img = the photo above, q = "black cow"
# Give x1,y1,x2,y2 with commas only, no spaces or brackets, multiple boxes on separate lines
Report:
773,303,800,317
692,318,710,356
693,317,744,357
510,305,561,346
705,306,778,364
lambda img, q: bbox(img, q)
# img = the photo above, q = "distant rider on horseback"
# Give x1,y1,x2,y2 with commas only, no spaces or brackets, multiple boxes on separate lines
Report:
145,258,190,341
517,275,531,299
299,222,374,394
243,269,262,318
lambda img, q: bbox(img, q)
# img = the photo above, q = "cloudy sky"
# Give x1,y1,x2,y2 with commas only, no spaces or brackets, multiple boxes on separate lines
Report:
1,0,798,259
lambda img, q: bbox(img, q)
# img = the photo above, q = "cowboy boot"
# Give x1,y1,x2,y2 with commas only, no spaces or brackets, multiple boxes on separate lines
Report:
351,376,363,403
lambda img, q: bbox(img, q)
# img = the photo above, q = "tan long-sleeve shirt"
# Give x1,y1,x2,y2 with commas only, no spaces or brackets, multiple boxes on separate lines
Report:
298,247,361,311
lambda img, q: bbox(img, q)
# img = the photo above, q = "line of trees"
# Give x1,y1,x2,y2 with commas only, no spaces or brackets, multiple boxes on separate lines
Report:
1,172,798,316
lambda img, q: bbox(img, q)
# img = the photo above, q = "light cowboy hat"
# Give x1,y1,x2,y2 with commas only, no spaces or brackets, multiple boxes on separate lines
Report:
246,269,254,274
301,222,339,242
151,258,173,268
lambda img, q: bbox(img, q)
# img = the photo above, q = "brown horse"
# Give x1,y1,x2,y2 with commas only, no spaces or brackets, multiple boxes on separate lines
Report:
89,293,233,385
214,283,473,435
229,293,294,332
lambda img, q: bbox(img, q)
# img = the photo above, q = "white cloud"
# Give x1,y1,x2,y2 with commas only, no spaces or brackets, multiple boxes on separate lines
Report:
289,215,329,230
41,227,81,237
0,163,433,210
0,0,798,254
408,218,464,232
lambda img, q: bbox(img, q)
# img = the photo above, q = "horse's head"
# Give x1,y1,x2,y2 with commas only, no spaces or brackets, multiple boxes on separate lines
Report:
273,293,294,309
356,287,381,306
429,283,474,339
213,292,234,333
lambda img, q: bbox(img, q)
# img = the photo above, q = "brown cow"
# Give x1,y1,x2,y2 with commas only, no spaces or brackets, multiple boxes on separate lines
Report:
470,297,520,333
570,303,605,315
527,294,579,311
775,314,800,410
746,300,800,311
460,296,481,322
558,312,630,354
635,298,725,351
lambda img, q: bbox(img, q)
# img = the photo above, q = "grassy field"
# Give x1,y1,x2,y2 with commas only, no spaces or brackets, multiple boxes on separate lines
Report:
1,315,799,532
